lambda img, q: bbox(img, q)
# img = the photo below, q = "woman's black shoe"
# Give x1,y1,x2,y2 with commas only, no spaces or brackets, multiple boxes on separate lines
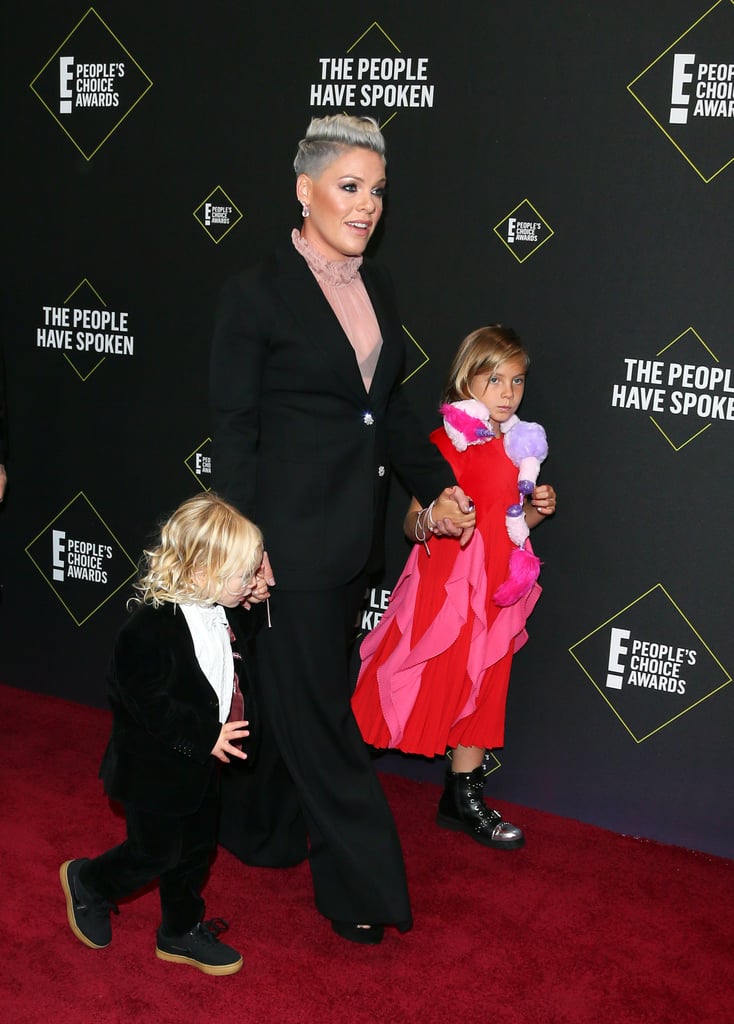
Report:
331,920,384,945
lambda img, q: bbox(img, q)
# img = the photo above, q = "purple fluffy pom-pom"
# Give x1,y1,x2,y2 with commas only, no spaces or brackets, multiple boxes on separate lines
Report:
504,421,548,464
493,546,542,606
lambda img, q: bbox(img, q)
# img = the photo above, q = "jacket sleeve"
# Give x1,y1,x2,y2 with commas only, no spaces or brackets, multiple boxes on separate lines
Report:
385,383,456,506
0,346,7,465
366,262,456,504
109,611,221,765
209,271,267,517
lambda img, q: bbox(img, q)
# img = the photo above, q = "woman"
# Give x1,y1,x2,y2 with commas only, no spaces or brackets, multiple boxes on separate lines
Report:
209,115,474,944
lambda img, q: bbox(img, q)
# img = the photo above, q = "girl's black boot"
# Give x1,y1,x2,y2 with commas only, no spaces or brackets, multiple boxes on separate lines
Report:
436,766,525,850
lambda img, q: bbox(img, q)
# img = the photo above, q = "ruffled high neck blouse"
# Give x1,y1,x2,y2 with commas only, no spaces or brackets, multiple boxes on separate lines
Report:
292,229,382,392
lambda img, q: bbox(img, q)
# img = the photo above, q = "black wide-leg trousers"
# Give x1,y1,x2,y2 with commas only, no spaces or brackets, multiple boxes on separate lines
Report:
219,578,412,927
81,771,219,936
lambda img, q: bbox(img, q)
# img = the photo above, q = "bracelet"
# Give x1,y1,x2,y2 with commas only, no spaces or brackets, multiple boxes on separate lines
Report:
414,501,436,556
425,500,437,531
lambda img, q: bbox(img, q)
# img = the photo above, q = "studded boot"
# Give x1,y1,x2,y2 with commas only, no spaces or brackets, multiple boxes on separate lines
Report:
436,766,525,850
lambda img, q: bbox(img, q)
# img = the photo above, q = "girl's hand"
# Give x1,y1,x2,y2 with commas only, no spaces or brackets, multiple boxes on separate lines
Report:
530,484,556,517
211,721,249,763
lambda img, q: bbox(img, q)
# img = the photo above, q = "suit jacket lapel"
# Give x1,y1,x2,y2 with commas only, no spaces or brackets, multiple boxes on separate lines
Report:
162,602,219,702
360,261,404,403
273,244,369,402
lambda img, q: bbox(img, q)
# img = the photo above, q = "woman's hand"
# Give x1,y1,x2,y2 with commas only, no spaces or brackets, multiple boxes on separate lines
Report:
427,485,477,547
241,550,275,609
404,487,476,547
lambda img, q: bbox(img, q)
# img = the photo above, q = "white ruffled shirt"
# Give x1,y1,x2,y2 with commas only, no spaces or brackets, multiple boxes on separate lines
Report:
179,603,234,724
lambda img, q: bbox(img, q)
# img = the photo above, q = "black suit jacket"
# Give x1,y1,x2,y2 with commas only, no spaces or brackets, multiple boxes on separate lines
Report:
100,602,256,815
0,345,7,465
209,242,455,589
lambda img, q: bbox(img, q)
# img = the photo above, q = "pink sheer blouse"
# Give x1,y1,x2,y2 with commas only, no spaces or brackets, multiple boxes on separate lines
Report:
292,229,382,392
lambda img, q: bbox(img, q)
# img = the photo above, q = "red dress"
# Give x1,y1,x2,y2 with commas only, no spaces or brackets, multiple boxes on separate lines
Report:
352,426,541,756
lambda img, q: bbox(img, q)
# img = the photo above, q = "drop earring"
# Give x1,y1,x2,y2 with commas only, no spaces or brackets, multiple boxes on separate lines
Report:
301,203,310,218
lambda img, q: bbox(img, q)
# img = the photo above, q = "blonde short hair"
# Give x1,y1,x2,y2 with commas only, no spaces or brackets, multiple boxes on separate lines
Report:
442,325,530,404
134,493,263,607
293,114,386,177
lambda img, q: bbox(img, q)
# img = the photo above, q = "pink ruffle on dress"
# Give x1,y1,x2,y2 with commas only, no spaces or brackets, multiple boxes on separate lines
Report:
352,426,541,756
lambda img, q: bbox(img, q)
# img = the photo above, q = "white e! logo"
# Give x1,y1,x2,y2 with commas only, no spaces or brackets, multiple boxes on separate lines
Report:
606,627,630,690
670,53,695,124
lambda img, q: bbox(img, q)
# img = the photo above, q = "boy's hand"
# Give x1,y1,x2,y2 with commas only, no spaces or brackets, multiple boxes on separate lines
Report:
211,721,249,763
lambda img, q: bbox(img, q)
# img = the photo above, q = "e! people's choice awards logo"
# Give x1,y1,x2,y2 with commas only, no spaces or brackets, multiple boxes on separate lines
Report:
26,493,137,626
185,439,213,491
309,21,436,127
193,187,243,244
30,7,152,160
611,327,734,450
35,279,136,381
494,199,555,263
570,584,730,742
627,0,734,181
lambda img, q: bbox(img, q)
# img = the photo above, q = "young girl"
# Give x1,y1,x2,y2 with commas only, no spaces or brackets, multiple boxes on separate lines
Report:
60,492,266,976
352,325,556,849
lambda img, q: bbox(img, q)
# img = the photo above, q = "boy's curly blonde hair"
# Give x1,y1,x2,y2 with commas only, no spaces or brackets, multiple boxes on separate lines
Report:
134,493,263,607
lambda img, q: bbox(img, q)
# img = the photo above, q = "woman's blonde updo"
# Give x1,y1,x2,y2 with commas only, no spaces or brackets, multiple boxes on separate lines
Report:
293,114,386,178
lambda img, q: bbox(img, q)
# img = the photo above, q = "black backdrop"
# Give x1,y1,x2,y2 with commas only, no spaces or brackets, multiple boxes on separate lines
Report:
2,1,733,858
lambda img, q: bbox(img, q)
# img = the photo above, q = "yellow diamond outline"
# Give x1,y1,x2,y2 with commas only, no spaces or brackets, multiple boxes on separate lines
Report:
58,279,109,381
447,748,502,778
29,6,154,163
482,751,502,779
569,582,731,743
493,198,555,264
401,325,429,384
184,437,213,492
626,0,734,184
648,326,719,450
25,490,138,626
344,21,402,130
347,20,401,54
193,186,244,245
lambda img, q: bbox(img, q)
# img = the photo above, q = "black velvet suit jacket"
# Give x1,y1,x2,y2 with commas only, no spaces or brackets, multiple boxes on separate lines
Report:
100,602,257,815
209,242,456,589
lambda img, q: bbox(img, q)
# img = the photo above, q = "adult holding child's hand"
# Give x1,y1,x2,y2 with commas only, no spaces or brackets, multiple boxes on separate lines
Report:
210,113,470,945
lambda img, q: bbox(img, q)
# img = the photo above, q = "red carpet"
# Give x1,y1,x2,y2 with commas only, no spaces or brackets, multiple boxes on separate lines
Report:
2,682,733,1024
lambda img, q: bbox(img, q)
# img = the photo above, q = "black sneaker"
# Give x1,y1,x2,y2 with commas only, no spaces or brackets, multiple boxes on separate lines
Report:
155,918,243,976
60,859,119,949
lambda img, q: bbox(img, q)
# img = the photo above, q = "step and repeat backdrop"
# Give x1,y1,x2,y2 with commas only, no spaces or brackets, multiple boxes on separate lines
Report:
1,1,732,857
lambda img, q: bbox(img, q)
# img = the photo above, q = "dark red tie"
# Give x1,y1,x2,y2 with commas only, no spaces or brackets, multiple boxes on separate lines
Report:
226,624,244,745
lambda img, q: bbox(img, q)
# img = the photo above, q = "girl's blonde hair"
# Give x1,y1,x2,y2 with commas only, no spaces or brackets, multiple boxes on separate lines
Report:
134,493,263,607
442,325,530,404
